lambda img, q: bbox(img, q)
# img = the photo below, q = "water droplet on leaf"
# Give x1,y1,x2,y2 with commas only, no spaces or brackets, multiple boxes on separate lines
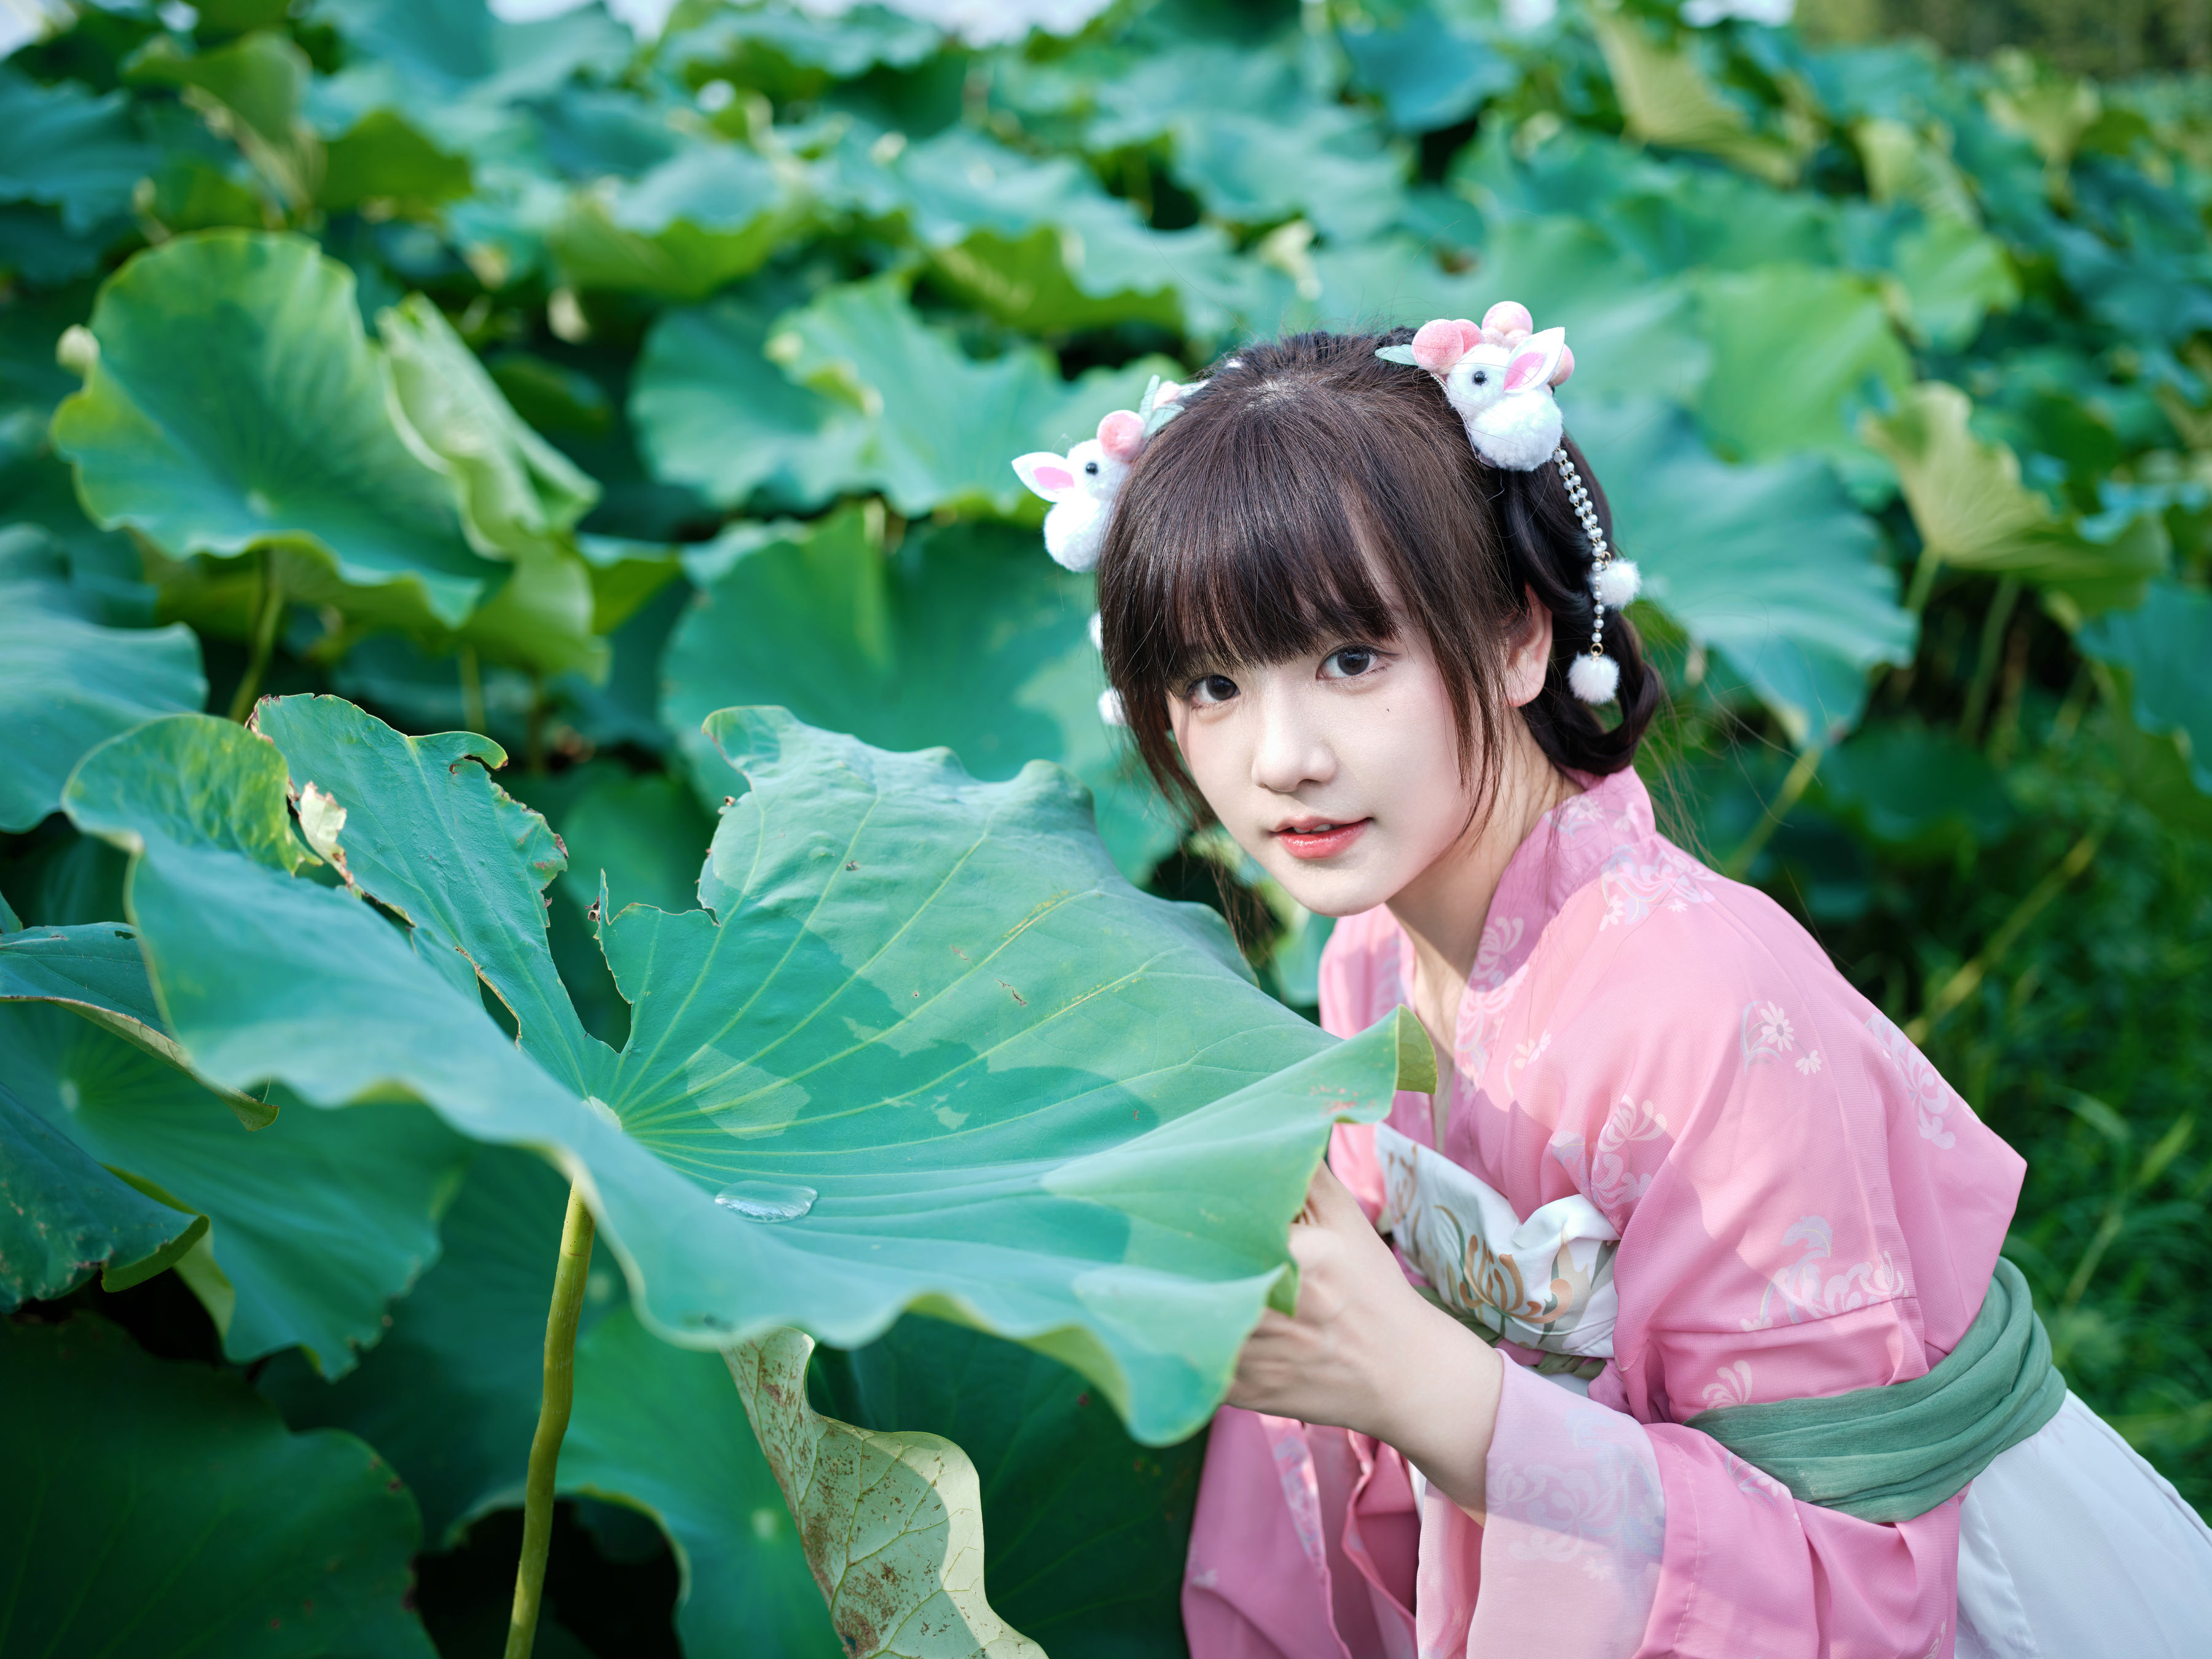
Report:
714,1179,817,1223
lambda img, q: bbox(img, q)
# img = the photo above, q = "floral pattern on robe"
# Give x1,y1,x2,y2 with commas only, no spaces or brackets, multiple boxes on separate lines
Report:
1184,764,2023,1659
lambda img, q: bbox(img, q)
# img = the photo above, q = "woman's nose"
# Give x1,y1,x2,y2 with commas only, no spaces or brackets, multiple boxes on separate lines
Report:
1249,689,1334,796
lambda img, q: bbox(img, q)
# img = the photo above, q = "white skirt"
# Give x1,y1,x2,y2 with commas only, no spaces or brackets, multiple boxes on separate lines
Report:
1957,1391,2212,1658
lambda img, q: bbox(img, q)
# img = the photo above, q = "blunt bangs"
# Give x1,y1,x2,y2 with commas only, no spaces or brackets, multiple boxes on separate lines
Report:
1112,390,1405,685
1097,330,1520,820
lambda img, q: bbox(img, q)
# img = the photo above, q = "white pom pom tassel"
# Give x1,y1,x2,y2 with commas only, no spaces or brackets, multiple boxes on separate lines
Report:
1098,688,1127,727
1088,610,1104,649
1568,652,1620,705
1594,558,1641,609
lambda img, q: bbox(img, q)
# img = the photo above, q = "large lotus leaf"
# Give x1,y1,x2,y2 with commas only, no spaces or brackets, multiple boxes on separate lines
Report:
0,1315,436,1657
1884,217,2019,351
1467,128,1840,278
1175,103,1406,243
887,127,1242,337
0,203,123,285
1692,264,1912,482
310,0,632,158
264,1142,839,1654
1339,6,1519,131
549,143,812,300
2046,220,2212,348
376,292,605,679
1572,398,1918,746
318,0,629,103
126,31,322,210
811,1316,1206,1658
771,276,1173,517
0,1078,206,1308
0,919,273,1126
634,275,1177,517
50,231,499,632
65,700,1422,1443
0,68,154,233
0,525,205,834
378,293,598,554
629,283,871,512
1862,382,2168,615
1816,720,2017,855
1590,13,1798,186
320,108,473,215
1854,117,1982,226
1085,44,1406,241
2078,581,2212,794
661,510,1179,878
733,1326,1043,1659
0,999,469,1376
661,1,940,98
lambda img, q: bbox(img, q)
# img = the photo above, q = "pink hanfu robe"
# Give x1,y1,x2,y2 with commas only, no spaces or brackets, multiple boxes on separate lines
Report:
1183,764,2212,1659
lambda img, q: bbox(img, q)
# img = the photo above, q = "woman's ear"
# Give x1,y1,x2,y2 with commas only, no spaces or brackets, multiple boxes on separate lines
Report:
1506,587,1555,707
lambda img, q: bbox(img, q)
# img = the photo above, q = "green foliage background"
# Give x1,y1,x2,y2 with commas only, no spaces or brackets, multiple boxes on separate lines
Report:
3,0,2210,1652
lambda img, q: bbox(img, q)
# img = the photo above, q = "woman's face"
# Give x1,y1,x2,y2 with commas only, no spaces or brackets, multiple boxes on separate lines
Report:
1166,614,1551,917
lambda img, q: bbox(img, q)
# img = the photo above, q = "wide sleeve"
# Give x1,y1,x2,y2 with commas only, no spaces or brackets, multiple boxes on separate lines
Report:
1316,906,1406,1221
1420,879,2023,1659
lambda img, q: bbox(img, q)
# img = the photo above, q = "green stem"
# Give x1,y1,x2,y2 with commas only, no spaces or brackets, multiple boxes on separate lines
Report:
505,1183,595,1659
1722,743,1823,880
459,646,486,736
226,551,285,723
1905,827,2103,1045
1903,549,1943,615
1959,578,2022,740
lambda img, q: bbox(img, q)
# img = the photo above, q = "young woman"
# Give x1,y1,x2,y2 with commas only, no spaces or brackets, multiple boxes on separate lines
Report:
1081,319,2212,1658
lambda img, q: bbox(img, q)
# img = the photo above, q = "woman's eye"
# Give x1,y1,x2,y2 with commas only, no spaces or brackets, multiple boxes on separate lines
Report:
1188,674,1239,706
1323,648,1378,679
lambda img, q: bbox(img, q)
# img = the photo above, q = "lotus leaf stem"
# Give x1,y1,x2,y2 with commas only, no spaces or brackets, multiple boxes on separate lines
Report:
227,552,286,723
505,1182,595,1659
1721,743,1824,880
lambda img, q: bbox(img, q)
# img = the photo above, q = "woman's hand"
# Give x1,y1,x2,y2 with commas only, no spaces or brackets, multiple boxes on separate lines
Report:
1225,1161,1507,1517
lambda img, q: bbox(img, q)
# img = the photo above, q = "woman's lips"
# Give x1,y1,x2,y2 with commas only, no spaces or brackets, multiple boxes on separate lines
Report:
1273,818,1370,860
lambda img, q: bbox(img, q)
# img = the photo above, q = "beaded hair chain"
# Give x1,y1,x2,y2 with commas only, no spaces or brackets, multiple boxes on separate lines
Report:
1555,446,1639,706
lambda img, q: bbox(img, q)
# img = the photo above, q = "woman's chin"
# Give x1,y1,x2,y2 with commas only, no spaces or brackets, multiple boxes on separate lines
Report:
1264,857,1403,920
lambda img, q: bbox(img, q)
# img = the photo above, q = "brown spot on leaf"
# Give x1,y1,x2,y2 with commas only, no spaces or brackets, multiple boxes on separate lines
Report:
998,980,1026,1006
844,860,858,871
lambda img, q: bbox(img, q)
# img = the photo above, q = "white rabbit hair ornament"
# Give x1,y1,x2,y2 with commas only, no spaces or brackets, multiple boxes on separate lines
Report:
1379,302,1641,705
1011,378,1190,572
1011,411,1142,573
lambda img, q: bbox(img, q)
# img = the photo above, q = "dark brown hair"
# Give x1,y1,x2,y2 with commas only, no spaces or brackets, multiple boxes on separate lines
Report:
1096,326,1660,826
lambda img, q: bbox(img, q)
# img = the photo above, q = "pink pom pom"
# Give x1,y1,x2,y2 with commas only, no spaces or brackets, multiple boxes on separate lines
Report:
1483,300,1534,340
1097,409,1145,462
1550,344,1574,387
1412,319,1466,374
1453,318,1483,353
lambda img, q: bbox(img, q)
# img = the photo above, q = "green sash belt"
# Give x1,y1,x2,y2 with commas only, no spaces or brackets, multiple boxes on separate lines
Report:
1685,1258,2066,1523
